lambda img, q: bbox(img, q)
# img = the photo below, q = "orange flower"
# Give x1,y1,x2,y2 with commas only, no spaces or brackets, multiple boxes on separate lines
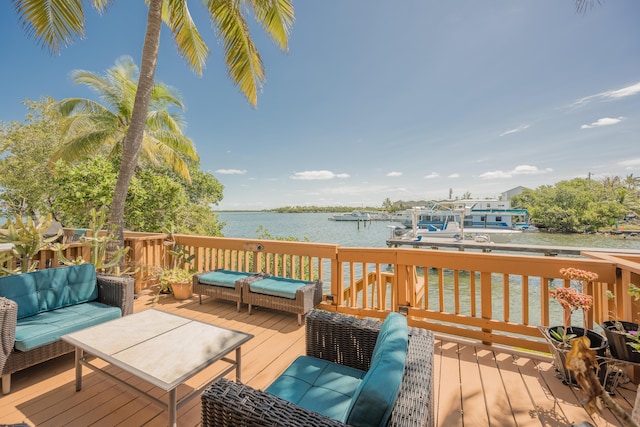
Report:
559,268,599,283
550,287,593,312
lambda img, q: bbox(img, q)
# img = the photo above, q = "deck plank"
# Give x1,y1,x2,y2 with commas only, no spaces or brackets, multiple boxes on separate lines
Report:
0,291,637,426
436,341,465,426
493,351,539,426
475,347,516,425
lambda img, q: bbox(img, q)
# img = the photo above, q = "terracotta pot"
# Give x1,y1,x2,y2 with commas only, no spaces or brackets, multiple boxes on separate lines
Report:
171,282,193,300
602,321,640,363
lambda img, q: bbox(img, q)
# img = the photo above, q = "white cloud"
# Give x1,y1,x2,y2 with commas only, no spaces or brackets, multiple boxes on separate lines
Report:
581,117,623,129
603,82,640,99
571,82,640,107
619,158,640,168
387,171,403,177
216,169,247,175
424,172,439,179
479,170,512,179
480,165,552,179
290,170,350,180
448,173,460,178
499,124,530,137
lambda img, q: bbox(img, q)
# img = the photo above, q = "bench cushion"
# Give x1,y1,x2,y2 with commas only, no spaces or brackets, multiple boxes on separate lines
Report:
266,355,366,422
346,312,408,427
14,301,122,351
0,264,98,319
197,270,255,288
249,276,311,299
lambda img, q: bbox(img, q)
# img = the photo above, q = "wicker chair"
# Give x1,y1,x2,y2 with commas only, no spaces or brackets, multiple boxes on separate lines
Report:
0,273,134,394
202,309,434,427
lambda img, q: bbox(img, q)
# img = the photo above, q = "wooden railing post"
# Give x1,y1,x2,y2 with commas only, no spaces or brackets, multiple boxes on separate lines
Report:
481,271,493,345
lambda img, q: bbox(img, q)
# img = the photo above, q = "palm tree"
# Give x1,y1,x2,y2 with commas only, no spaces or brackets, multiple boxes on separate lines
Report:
12,0,294,251
53,56,197,182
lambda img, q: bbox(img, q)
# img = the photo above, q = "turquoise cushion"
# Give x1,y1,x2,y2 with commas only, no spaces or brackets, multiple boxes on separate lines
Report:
249,276,310,299
346,312,408,427
197,270,254,288
266,355,366,422
14,301,122,351
0,264,98,319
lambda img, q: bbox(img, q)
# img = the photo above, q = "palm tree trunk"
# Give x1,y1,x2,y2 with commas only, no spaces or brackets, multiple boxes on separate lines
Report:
107,0,163,263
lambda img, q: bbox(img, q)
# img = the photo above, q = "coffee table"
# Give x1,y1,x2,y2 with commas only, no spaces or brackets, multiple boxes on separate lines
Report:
62,309,253,427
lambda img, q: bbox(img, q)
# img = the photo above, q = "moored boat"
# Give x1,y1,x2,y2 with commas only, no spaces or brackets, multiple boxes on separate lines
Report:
329,210,390,221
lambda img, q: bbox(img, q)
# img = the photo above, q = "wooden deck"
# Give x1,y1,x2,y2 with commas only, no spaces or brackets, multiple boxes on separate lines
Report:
1,290,637,427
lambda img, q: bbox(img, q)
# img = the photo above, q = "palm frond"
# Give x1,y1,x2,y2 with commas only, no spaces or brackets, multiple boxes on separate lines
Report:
576,0,603,14
150,81,185,110
92,0,114,14
206,0,264,106
50,129,119,164
151,139,193,182
57,98,113,117
163,0,210,76
250,0,294,51
140,136,162,166
146,110,184,134
12,0,85,53
151,129,199,162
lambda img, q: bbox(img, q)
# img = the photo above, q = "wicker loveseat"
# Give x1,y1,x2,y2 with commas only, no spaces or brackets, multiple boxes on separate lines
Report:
0,264,134,394
202,309,434,426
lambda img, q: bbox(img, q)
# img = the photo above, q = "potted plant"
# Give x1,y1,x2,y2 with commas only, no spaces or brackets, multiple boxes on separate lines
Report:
602,283,640,363
541,267,608,386
158,247,196,300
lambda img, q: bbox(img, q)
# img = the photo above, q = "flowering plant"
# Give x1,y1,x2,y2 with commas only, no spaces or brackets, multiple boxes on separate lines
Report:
558,267,598,283
549,268,597,345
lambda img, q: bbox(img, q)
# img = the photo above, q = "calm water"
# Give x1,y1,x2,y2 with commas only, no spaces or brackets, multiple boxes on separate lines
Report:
217,211,640,251
217,211,639,326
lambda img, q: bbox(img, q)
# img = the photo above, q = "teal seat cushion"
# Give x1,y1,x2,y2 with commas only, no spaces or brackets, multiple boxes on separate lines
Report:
346,312,408,427
0,264,98,319
249,276,310,299
14,301,122,351
197,270,255,288
266,355,366,422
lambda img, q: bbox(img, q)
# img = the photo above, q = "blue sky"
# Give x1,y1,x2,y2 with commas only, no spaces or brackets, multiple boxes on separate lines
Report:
1,1,639,210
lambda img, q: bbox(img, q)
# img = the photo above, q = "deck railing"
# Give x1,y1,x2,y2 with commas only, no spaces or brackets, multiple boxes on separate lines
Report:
168,234,640,354
5,230,640,354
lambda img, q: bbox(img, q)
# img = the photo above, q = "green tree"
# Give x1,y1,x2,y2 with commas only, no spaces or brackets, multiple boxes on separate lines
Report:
51,157,117,226
0,98,64,220
51,156,224,234
53,56,198,182
512,177,629,232
13,0,294,253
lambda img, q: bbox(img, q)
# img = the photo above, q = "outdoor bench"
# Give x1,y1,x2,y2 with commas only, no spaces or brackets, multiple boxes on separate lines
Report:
194,269,322,325
201,309,434,427
192,269,266,312
243,275,323,325
0,264,134,394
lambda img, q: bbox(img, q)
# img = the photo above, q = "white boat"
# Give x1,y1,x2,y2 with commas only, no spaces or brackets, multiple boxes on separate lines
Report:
398,200,530,232
514,222,539,232
390,206,522,243
461,228,522,243
329,211,390,221
390,221,462,241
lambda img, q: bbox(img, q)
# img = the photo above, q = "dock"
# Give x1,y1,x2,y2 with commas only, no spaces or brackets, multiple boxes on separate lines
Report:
386,237,640,256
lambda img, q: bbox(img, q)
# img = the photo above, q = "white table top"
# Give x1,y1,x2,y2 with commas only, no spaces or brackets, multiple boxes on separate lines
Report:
62,309,253,391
